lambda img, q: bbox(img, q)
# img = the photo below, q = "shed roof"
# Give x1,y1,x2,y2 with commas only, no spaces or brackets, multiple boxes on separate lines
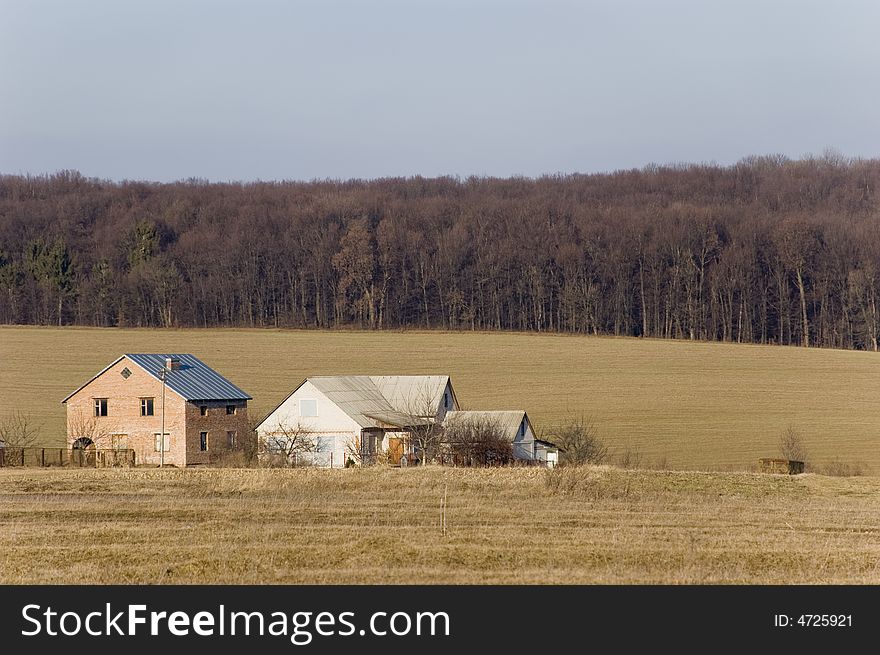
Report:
61,354,251,403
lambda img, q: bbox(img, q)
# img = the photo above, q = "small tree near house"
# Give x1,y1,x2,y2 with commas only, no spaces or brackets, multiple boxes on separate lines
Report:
68,410,116,450
258,421,321,467
442,415,513,466
399,383,445,466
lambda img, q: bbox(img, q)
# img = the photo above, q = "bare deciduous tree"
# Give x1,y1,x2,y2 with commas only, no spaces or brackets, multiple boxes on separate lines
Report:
259,421,321,467
398,384,444,466
779,425,808,463
0,411,42,448
67,410,115,449
442,415,513,466
6,161,880,352
554,416,607,466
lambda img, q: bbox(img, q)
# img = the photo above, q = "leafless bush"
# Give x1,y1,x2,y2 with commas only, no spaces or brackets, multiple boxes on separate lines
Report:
810,459,865,477
443,416,513,467
652,454,670,471
554,416,607,466
544,466,634,500
779,425,808,463
616,446,644,470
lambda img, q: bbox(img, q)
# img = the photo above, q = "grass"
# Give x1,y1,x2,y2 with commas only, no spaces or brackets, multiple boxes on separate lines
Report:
0,466,878,584
1,325,879,472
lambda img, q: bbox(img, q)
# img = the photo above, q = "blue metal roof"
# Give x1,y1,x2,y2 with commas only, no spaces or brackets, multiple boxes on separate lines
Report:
125,354,252,402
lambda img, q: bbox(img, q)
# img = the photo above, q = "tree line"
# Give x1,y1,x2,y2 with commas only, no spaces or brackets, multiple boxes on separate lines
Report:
1,153,880,350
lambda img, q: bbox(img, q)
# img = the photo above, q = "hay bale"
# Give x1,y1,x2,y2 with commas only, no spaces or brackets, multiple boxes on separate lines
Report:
759,458,804,474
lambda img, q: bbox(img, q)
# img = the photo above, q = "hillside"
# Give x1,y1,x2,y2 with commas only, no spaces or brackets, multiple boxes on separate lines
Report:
1,326,877,472
2,158,880,350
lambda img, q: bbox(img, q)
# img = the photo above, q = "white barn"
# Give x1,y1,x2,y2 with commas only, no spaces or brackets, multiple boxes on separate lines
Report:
255,375,459,467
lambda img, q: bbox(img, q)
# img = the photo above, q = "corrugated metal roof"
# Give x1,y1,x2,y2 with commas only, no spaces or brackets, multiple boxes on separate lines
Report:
126,354,252,401
307,375,449,429
371,376,450,415
443,410,528,441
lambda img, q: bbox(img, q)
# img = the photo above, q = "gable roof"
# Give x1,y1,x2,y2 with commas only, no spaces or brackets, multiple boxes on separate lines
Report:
443,410,531,441
308,375,451,429
126,354,251,402
62,354,251,403
370,376,452,415
257,375,453,431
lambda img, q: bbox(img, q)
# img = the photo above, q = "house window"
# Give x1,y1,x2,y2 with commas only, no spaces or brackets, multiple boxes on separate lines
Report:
200,432,208,451
140,398,155,416
94,398,108,417
361,433,377,455
154,433,170,452
111,434,127,450
299,399,318,417
226,404,236,415
444,392,450,409
120,367,132,379
200,405,208,416
227,431,237,448
519,421,525,438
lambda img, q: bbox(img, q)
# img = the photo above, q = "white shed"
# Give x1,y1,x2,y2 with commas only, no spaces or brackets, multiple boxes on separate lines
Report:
442,410,540,461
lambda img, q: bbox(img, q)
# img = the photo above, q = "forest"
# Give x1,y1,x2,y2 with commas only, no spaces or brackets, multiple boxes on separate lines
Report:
1,153,879,350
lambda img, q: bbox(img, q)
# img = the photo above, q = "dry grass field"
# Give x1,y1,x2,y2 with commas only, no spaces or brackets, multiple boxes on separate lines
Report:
0,467,878,584
1,325,878,472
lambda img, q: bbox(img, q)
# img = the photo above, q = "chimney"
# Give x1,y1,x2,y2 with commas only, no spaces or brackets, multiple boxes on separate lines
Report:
165,356,181,371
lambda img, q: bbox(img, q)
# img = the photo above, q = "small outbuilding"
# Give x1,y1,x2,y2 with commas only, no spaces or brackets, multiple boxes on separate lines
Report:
443,410,555,464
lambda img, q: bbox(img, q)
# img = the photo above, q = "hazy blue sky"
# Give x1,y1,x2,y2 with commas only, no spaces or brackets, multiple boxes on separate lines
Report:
2,0,879,182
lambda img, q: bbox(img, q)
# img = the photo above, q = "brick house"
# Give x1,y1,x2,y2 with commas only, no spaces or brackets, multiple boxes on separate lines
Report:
62,354,252,467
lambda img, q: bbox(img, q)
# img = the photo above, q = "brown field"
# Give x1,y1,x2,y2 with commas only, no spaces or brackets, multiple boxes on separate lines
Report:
1,326,878,471
0,466,878,584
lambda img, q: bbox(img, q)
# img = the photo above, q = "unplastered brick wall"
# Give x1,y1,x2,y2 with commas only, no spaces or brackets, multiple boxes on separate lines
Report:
66,357,187,467
185,400,250,464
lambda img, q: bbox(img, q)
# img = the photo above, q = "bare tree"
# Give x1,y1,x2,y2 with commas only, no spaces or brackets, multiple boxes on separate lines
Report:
258,421,321,467
67,410,115,450
779,425,808,463
553,416,607,466
0,411,42,448
442,415,513,466
398,383,444,466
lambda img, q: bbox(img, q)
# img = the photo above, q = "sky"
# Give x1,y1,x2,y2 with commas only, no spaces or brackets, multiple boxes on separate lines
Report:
2,0,879,182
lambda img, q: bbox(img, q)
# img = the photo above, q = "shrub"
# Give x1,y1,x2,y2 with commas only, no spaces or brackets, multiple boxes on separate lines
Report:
553,417,607,466
810,459,865,477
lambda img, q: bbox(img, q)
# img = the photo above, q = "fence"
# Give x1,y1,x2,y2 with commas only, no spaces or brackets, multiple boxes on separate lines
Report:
0,447,136,468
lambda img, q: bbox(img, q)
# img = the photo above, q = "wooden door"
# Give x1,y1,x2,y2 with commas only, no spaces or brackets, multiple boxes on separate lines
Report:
387,437,403,466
